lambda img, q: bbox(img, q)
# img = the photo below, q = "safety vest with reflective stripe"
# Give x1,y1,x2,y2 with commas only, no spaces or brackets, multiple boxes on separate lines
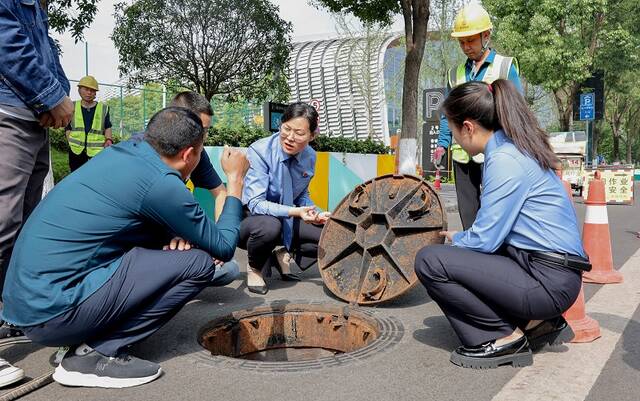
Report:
68,101,107,157
447,54,518,164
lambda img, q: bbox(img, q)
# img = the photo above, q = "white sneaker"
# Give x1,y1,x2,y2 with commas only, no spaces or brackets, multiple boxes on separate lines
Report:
0,358,24,387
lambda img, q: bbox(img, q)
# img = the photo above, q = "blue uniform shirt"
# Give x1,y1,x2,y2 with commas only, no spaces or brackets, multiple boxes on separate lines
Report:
438,50,523,148
2,140,243,327
452,130,586,257
242,132,316,217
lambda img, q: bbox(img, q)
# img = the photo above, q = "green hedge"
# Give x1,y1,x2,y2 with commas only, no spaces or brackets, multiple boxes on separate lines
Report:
205,126,270,147
52,125,393,158
205,125,392,154
311,136,391,154
49,128,69,152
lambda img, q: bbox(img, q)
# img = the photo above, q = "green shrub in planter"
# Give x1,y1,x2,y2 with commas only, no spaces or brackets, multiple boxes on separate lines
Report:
205,124,392,155
311,136,392,155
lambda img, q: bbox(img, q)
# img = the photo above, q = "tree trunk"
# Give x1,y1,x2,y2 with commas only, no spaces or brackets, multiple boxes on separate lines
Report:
553,86,576,132
397,0,430,175
626,129,632,163
612,133,620,161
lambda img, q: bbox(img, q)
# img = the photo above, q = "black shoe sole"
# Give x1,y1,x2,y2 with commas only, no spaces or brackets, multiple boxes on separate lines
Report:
0,336,31,348
449,349,533,369
280,273,301,281
528,324,575,350
248,285,269,295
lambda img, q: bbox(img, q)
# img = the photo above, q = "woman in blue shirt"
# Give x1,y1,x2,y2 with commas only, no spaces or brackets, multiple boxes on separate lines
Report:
241,103,330,294
414,80,590,369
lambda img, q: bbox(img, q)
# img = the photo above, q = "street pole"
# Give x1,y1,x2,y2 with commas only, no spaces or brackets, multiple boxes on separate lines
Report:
84,42,88,76
119,86,124,137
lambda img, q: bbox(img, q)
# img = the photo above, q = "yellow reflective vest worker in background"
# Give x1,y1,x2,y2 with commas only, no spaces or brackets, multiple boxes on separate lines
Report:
66,75,114,172
68,101,108,157
448,54,519,164
433,3,523,231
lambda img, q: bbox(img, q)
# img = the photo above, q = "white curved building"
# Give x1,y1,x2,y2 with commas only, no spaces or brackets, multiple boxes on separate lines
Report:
287,34,403,145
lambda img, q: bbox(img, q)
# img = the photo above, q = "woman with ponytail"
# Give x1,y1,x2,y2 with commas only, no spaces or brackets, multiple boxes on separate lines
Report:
414,79,590,369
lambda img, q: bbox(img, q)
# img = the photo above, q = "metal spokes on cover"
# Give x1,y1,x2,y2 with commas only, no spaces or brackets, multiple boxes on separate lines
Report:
318,174,447,305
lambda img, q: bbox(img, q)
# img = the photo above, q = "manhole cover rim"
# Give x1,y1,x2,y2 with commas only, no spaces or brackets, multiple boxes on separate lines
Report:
185,302,404,372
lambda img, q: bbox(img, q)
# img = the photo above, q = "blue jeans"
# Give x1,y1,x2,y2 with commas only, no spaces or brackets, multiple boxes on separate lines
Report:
24,247,239,356
210,259,240,286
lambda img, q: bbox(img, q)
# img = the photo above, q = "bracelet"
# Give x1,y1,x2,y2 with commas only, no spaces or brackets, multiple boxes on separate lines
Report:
105,138,113,143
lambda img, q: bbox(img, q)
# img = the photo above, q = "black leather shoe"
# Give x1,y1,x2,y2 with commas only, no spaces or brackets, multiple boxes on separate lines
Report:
525,316,574,350
273,248,301,281
247,284,269,295
449,336,533,369
246,266,269,295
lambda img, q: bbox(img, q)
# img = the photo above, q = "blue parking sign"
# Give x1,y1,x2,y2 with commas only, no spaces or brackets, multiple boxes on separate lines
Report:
579,93,595,121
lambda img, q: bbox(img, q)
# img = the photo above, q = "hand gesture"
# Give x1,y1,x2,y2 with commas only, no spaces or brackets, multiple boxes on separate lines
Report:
44,96,74,129
432,146,446,167
163,237,192,251
221,145,249,181
439,230,458,243
314,211,331,225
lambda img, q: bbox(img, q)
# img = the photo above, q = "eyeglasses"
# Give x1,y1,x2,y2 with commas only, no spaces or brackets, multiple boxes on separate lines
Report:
280,124,311,143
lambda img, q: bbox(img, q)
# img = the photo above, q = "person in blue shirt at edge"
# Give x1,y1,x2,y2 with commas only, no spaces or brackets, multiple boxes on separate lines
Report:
0,0,74,387
432,3,523,231
241,102,331,294
415,80,591,369
1,107,250,388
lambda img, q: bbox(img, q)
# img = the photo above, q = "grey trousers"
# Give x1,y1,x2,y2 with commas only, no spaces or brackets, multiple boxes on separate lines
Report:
0,113,49,296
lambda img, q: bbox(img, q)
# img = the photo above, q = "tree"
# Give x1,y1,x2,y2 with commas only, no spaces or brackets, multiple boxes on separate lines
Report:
419,0,464,88
41,0,99,41
483,0,607,131
314,0,430,174
112,0,292,102
595,2,640,161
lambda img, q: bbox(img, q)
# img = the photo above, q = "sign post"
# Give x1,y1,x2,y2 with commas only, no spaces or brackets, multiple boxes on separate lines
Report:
578,93,596,164
422,89,446,179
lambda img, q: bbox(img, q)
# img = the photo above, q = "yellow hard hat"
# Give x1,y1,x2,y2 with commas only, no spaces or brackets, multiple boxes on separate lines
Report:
451,4,493,38
78,75,99,91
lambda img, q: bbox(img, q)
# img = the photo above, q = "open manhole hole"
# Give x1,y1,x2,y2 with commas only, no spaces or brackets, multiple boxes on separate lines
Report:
196,303,403,371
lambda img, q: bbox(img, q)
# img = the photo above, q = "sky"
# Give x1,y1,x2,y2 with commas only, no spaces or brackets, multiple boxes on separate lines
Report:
53,0,406,86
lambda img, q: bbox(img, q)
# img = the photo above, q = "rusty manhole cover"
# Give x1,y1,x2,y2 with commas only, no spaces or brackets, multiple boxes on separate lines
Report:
196,302,403,372
318,174,447,305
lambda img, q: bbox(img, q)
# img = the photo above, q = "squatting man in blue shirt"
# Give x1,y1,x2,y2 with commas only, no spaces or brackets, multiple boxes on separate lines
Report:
414,80,591,369
1,107,249,388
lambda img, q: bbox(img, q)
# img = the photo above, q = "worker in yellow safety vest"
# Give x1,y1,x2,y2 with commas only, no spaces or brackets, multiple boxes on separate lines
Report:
65,76,113,172
432,4,523,230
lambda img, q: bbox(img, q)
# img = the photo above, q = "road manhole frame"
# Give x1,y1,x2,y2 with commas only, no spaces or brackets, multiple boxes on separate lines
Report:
191,301,404,373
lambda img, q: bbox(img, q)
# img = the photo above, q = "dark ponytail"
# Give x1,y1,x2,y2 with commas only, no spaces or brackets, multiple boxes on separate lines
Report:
443,79,559,170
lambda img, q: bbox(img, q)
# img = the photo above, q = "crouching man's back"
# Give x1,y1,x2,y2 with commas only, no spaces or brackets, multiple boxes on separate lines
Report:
2,107,249,389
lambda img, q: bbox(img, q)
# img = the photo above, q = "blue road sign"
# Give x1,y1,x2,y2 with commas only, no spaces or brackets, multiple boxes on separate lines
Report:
579,93,595,121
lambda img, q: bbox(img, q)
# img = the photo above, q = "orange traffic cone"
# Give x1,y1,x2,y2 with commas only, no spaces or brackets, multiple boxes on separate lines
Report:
557,170,601,342
563,286,601,342
434,169,441,191
582,171,623,284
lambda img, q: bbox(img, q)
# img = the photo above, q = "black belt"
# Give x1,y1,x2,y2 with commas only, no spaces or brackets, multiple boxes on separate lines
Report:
529,251,592,272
